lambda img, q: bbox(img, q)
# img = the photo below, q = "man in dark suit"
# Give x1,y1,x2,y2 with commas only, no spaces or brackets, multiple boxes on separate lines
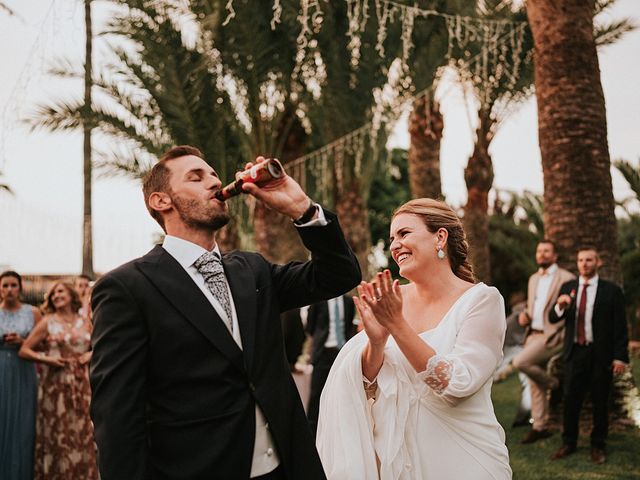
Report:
549,247,628,465
305,295,356,435
89,146,361,480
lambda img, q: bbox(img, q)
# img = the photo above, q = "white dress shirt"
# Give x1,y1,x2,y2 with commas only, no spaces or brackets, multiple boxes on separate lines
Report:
324,297,344,348
573,275,598,344
531,264,558,331
553,275,598,344
161,204,327,477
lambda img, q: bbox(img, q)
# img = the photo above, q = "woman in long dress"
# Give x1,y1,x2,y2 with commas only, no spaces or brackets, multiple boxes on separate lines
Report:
317,199,511,479
0,271,41,480
19,281,98,480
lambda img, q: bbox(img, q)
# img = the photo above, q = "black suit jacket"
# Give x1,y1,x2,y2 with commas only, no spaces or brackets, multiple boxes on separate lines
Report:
549,278,629,365
89,211,361,480
306,296,356,365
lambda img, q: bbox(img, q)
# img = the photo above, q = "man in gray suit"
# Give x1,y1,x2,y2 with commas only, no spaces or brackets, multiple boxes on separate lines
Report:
513,240,575,444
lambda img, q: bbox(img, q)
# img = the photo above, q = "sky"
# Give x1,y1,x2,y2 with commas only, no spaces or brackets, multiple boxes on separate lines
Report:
0,0,639,275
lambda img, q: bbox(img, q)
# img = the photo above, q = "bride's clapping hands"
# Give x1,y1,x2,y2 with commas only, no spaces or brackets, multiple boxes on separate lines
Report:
354,270,403,345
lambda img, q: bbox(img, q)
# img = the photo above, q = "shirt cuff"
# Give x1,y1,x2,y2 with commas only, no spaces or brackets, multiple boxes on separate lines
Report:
293,203,327,227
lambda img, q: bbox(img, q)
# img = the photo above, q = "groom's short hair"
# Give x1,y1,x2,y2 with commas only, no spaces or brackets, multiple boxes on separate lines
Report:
142,145,205,229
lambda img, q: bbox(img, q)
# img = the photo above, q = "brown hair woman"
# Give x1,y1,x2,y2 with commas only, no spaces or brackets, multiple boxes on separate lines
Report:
19,282,98,480
316,199,512,479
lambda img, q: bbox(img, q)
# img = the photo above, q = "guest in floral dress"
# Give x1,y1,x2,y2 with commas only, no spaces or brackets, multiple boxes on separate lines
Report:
19,282,98,480
0,271,41,480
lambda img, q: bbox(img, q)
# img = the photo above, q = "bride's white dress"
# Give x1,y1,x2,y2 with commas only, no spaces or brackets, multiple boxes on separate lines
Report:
316,283,512,479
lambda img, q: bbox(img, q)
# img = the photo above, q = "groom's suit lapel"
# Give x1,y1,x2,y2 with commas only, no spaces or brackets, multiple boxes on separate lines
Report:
223,254,257,372
138,246,245,373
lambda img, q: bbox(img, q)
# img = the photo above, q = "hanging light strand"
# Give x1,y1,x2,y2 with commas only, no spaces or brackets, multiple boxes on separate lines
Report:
284,22,526,202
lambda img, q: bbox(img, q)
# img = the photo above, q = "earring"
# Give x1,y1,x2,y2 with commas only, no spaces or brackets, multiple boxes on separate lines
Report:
437,246,446,260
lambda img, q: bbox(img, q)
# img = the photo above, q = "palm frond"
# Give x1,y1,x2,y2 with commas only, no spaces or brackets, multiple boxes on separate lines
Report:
613,158,640,201
25,99,85,132
46,57,84,78
94,147,155,180
0,167,13,193
595,18,637,47
595,0,618,15
507,190,545,236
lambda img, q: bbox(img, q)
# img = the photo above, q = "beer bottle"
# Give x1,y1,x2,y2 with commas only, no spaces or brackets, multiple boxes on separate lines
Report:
215,158,284,201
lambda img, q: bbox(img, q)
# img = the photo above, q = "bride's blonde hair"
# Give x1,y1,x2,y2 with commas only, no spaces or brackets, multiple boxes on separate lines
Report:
392,198,475,283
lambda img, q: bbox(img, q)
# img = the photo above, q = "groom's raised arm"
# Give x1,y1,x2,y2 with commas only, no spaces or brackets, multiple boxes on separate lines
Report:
90,271,150,480
271,209,361,312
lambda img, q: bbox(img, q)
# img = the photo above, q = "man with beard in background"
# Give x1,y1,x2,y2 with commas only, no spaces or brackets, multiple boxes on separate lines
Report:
513,240,575,444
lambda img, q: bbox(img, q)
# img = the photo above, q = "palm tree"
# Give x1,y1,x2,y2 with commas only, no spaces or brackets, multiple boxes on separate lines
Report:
28,1,243,250
451,0,534,283
197,1,315,262
304,1,398,274
408,92,444,199
613,158,640,215
82,0,94,277
457,0,631,283
406,0,472,202
526,0,627,281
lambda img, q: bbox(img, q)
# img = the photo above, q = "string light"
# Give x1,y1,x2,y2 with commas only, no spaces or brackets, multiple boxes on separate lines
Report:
279,8,527,205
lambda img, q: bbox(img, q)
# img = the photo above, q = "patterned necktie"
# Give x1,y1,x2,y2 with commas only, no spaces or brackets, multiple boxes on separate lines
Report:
576,282,589,345
193,251,233,333
333,298,345,349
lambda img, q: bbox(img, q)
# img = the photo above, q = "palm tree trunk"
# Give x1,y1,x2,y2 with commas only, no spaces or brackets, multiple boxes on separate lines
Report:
527,0,620,281
463,110,494,283
82,0,94,277
336,180,370,280
253,112,308,263
408,93,444,200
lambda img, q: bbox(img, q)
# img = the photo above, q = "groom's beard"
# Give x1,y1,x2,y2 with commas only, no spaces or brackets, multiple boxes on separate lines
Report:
172,194,231,231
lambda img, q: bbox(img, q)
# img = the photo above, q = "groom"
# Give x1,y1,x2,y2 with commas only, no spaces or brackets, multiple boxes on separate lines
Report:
89,146,361,479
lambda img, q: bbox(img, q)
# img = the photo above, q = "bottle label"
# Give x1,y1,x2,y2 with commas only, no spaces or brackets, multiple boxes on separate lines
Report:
250,165,259,180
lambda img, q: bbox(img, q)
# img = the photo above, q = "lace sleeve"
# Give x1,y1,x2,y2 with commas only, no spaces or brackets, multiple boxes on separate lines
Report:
417,355,453,395
416,287,506,405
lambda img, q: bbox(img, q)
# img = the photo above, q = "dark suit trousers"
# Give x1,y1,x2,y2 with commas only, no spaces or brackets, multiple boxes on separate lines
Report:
562,344,612,449
307,347,339,436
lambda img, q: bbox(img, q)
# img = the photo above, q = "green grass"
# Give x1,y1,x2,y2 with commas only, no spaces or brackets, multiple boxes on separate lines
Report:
492,361,640,479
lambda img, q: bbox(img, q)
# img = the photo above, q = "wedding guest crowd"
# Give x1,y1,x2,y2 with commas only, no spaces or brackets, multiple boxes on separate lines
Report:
0,272,97,480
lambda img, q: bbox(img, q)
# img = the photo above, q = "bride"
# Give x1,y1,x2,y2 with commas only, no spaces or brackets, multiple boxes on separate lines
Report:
316,199,511,479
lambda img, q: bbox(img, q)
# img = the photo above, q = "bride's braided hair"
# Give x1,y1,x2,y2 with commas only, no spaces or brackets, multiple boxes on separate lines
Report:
393,198,475,283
